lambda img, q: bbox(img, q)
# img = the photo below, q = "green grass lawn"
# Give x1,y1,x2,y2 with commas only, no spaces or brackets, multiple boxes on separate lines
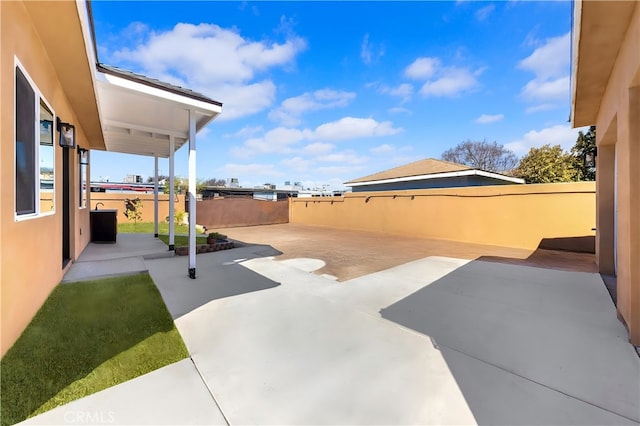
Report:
158,234,207,247
0,274,188,426
117,222,207,247
118,221,203,235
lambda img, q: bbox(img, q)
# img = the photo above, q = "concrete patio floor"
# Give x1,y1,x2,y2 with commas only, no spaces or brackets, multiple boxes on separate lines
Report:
24,227,639,425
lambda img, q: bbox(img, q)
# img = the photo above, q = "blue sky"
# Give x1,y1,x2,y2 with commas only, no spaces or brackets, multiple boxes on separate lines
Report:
91,1,582,189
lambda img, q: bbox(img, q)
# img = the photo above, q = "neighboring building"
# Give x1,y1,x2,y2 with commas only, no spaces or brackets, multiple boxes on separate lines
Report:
90,181,160,193
572,1,639,344
201,186,296,201
345,158,524,192
124,174,143,184
1,1,222,355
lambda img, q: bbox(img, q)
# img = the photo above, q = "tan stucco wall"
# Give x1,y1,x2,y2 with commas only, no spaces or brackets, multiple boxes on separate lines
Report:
1,2,93,356
90,193,185,225
592,3,640,343
290,183,596,251
197,198,289,229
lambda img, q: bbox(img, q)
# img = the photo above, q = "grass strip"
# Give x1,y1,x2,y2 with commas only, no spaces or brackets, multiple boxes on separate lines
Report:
117,222,198,234
0,273,188,426
158,234,207,247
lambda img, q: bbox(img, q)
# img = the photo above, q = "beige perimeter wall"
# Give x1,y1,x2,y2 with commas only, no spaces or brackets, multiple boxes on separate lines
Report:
290,182,596,251
197,198,289,229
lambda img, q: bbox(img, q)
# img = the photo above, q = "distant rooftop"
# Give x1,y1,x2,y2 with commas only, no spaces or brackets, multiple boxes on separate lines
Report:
345,158,472,184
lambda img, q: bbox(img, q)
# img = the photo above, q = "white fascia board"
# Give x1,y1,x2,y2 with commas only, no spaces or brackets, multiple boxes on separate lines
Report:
98,72,223,117
346,169,524,187
570,0,583,127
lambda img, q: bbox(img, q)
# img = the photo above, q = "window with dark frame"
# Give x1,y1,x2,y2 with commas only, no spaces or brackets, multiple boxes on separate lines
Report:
15,67,36,216
15,64,56,217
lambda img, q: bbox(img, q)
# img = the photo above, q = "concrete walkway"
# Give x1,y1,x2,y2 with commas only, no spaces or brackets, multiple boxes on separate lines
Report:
62,233,173,282
24,239,639,425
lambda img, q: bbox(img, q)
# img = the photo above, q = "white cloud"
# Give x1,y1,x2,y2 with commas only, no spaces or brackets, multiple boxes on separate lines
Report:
220,163,284,177
371,144,395,154
316,165,365,175
314,117,403,141
111,22,307,120
303,142,334,155
475,4,495,21
518,32,570,109
404,57,480,98
379,83,414,104
405,57,441,80
280,156,314,172
224,125,264,139
388,106,411,114
231,117,402,158
317,151,369,164
525,103,557,114
475,113,504,124
230,126,311,157
505,124,587,155
518,32,569,79
419,67,478,97
215,81,277,120
361,33,384,65
269,89,356,126
521,76,569,102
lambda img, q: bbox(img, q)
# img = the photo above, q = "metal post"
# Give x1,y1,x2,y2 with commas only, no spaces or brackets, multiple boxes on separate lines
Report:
154,156,159,238
169,135,175,251
188,110,197,279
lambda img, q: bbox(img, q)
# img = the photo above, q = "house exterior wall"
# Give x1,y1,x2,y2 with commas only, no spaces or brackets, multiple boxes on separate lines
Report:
290,182,595,251
1,2,92,356
350,175,515,192
591,4,640,343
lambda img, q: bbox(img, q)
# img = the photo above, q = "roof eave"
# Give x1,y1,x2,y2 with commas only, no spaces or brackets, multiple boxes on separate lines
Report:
345,169,524,187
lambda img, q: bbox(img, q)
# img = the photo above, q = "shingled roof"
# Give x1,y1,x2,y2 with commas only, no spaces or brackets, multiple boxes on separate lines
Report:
345,158,473,184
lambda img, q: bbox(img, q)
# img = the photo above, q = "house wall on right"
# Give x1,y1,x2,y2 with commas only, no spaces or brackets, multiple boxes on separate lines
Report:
573,1,639,344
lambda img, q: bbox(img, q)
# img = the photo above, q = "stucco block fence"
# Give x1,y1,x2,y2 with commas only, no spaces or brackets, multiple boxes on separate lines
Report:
289,182,596,251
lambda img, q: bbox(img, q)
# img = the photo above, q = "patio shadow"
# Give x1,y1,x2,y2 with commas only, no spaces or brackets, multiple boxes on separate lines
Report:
380,260,639,424
147,243,282,319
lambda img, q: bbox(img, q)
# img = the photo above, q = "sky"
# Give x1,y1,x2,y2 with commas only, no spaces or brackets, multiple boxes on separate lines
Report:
90,0,583,190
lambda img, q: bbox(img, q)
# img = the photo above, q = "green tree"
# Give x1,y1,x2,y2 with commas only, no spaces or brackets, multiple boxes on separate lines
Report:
123,198,143,227
442,139,518,173
512,144,579,183
571,125,596,181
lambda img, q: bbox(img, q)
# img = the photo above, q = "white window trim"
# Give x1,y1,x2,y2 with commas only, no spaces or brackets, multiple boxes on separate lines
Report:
14,57,56,221
79,149,88,209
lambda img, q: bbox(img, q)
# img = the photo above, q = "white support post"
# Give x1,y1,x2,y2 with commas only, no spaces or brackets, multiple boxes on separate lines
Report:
154,156,159,238
169,136,175,251
188,110,197,279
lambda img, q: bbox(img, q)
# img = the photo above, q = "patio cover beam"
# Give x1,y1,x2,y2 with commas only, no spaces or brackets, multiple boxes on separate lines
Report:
169,136,175,251
154,156,159,238
188,110,197,279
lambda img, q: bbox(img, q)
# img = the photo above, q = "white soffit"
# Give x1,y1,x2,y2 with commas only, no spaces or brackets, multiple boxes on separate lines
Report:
95,71,222,158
